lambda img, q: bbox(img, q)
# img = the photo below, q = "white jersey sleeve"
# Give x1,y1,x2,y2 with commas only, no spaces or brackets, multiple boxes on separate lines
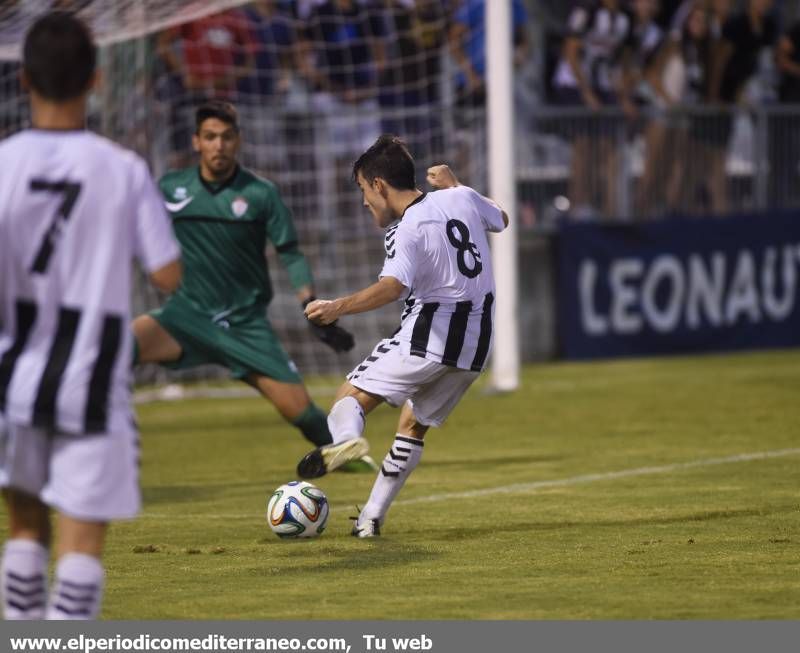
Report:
379,220,418,289
132,159,180,273
466,187,505,233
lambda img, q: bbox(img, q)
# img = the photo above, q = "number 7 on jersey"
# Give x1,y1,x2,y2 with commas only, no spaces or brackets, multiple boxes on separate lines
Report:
29,179,82,274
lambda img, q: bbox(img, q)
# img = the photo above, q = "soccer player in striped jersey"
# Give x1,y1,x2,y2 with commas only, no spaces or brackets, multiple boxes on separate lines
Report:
298,135,508,537
0,12,181,619
132,101,374,472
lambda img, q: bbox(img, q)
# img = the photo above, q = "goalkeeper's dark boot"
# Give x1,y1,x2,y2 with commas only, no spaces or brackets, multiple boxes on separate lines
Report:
297,437,370,479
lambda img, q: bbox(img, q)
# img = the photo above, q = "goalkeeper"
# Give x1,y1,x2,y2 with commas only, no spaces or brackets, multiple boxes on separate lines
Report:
134,100,373,469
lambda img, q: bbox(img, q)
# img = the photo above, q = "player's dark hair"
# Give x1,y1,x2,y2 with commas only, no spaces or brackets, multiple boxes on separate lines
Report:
23,11,96,101
352,135,416,190
195,100,239,133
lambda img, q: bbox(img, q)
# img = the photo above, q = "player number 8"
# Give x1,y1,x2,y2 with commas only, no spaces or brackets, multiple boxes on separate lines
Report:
446,219,483,279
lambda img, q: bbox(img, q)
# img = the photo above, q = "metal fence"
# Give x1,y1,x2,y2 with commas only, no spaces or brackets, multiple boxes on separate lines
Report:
516,104,800,227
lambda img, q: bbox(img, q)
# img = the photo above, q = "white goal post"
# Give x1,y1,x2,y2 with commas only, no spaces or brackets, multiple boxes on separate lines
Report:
486,0,520,392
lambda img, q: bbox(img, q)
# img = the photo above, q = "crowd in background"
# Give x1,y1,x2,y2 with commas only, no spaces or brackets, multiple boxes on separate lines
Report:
131,0,531,236
145,0,530,191
542,0,800,219
3,0,800,223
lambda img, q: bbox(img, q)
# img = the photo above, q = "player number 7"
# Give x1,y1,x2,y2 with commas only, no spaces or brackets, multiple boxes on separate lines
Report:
29,179,82,274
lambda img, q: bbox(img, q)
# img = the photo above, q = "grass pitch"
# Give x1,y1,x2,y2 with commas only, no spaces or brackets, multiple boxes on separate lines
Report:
5,350,800,619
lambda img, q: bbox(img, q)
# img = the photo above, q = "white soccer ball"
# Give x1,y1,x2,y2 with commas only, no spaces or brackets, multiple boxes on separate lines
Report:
266,481,329,539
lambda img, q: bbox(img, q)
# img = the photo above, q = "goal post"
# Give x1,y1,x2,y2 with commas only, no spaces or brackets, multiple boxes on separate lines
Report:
486,0,520,392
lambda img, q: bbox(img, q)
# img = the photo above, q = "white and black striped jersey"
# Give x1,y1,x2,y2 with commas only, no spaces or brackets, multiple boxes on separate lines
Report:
380,186,505,372
0,129,179,435
553,2,635,94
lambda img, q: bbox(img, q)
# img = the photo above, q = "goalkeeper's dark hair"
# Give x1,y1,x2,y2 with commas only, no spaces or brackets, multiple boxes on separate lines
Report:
195,100,239,133
23,11,96,101
352,135,416,190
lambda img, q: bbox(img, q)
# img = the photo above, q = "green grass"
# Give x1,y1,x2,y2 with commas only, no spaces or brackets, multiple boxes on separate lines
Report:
4,350,799,619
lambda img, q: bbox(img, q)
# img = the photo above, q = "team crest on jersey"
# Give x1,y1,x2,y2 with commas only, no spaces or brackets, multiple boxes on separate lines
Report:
231,196,249,218
174,186,188,200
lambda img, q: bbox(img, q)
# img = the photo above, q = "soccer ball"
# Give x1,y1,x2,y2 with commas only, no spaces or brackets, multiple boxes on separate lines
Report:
266,481,329,538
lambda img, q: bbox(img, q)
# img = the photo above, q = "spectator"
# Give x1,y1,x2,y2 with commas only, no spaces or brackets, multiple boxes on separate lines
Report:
689,0,730,214
551,0,637,219
295,0,387,235
708,0,733,40
629,0,675,218
631,0,667,92
708,0,777,214
658,0,691,29
448,0,529,189
769,15,800,206
712,0,778,111
155,11,256,168
296,0,386,105
158,11,255,98
449,0,529,113
377,0,450,173
669,0,733,38
237,1,298,176
239,1,296,102
651,2,714,213
667,0,696,33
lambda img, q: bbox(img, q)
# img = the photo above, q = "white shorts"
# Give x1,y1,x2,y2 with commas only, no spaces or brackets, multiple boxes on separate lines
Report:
347,338,480,427
0,410,140,521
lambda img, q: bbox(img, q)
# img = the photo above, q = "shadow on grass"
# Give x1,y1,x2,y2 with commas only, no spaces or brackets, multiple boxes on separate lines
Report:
250,540,440,575
143,481,263,504
141,413,285,436
414,504,798,541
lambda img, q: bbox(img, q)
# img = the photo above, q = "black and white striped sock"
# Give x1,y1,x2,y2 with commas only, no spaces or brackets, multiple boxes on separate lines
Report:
360,434,424,526
2,539,48,620
46,553,104,620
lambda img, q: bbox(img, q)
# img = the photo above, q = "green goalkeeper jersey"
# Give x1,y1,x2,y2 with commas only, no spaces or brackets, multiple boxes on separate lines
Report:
159,166,313,317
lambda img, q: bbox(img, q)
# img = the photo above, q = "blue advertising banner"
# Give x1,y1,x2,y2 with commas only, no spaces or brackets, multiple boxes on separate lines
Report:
556,211,800,359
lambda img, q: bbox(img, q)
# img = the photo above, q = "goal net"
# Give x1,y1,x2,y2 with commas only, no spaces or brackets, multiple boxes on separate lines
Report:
0,0,501,393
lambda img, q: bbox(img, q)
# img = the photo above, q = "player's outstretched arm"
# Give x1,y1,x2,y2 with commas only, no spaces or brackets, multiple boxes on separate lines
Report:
305,276,406,326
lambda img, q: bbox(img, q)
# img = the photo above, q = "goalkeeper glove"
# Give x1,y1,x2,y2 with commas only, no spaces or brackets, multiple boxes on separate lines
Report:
303,296,355,353
309,321,355,353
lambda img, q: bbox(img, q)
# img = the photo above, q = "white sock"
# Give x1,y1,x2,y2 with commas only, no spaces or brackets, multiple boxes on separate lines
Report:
360,434,424,526
2,539,48,620
46,553,104,620
327,396,366,444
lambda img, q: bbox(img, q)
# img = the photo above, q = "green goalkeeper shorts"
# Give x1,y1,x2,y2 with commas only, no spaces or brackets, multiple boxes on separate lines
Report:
149,296,302,384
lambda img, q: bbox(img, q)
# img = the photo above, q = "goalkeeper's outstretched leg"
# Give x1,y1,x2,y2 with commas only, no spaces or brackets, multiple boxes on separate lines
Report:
132,311,376,468
245,373,334,448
